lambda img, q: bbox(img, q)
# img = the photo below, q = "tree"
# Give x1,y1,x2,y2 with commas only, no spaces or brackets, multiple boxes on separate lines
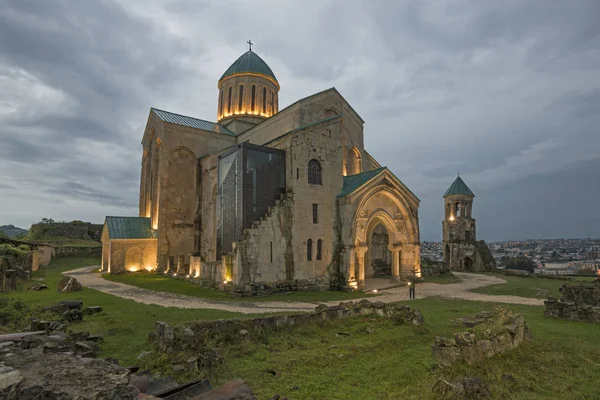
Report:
40,218,55,224
0,229,6,239
503,257,536,274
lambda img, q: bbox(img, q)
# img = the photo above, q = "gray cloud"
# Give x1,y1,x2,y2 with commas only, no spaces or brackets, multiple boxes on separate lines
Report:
0,0,598,241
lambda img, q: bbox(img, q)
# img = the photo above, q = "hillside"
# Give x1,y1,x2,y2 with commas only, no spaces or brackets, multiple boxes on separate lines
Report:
27,220,102,247
0,224,28,238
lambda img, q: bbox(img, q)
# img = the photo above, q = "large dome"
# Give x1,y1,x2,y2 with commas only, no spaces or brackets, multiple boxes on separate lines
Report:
219,50,278,84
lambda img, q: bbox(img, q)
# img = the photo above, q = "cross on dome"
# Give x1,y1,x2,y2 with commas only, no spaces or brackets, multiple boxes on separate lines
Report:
247,39,253,51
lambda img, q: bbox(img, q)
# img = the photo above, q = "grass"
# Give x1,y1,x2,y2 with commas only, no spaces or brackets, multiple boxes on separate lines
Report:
146,298,600,399
422,274,461,285
471,274,597,298
4,256,241,365
7,257,600,398
104,272,378,303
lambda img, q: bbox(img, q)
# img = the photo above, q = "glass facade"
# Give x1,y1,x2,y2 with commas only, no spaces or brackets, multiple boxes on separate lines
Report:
217,143,286,259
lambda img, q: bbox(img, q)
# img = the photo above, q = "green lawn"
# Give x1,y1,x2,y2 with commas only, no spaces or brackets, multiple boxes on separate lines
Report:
422,274,461,285
104,272,378,303
4,256,241,365
7,257,600,398
471,274,596,298
145,298,600,399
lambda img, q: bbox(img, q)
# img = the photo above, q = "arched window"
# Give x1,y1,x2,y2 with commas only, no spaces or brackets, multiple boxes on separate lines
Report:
307,239,312,261
270,90,275,114
308,159,322,185
218,89,223,117
238,85,244,111
227,87,232,113
251,85,256,112
262,87,267,113
316,239,322,261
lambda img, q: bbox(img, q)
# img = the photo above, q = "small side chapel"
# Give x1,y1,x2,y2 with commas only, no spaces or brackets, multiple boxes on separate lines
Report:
102,43,422,288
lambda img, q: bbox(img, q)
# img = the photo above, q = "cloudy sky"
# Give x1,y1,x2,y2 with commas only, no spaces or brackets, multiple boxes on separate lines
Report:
1,0,599,242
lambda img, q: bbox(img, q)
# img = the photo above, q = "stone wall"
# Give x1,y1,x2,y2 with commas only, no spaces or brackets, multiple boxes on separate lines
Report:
150,300,424,353
544,279,600,323
53,246,102,258
432,307,532,367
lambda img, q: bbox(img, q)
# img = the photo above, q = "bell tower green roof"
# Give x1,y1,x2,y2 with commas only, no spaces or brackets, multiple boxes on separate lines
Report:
443,176,475,197
219,50,278,84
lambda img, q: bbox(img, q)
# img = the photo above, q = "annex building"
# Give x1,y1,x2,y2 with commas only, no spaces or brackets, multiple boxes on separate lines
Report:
102,45,422,288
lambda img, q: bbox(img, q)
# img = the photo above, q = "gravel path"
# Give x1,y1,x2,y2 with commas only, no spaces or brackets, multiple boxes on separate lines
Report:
65,267,543,314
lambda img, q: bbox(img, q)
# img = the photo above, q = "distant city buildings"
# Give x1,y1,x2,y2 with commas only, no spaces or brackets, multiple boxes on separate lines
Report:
422,238,600,276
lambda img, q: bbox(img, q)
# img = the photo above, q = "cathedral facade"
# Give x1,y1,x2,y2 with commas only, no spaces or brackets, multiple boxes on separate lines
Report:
101,47,421,288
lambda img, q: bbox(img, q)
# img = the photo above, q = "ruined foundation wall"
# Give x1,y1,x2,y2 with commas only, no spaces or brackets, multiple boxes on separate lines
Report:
544,280,600,323
150,300,424,353
432,307,532,367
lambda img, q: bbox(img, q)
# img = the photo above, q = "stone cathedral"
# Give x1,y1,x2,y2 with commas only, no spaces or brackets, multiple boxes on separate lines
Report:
442,176,495,272
101,45,422,289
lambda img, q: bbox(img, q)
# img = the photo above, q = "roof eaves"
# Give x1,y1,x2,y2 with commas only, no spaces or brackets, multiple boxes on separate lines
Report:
151,108,235,137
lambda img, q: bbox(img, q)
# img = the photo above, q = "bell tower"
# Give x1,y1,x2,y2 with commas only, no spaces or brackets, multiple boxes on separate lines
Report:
442,175,476,270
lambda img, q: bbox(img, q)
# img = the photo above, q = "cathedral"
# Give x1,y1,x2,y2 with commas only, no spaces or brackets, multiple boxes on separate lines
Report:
101,44,422,289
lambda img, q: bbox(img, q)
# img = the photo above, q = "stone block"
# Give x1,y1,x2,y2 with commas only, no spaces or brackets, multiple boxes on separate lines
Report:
432,346,463,367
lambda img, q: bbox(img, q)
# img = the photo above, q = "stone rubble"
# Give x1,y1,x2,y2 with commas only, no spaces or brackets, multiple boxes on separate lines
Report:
57,276,83,293
544,279,600,323
432,377,491,399
432,306,532,367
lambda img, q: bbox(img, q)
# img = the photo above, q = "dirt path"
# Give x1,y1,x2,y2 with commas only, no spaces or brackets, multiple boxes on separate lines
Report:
65,267,543,314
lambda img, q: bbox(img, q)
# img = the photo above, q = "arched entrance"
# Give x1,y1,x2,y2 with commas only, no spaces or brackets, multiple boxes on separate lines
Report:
342,172,421,288
463,257,473,271
366,223,391,277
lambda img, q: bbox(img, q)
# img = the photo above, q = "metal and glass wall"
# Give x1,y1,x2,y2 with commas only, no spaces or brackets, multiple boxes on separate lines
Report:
217,143,285,259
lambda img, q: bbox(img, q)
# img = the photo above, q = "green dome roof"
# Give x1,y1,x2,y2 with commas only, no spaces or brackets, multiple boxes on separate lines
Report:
443,176,475,197
219,50,278,83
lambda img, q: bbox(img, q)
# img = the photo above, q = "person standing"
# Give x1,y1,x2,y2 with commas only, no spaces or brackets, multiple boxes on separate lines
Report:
408,281,416,299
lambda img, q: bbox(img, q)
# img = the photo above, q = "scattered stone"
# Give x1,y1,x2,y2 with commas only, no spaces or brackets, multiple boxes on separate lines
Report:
266,369,277,376
57,277,83,293
432,377,490,399
239,329,249,337
502,374,517,383
84,306,103,315
360,327,374,334
28,283,48,291
30,319,67,333
462,377,491,398
432,378,466,398
336,332,352,337
0,341,139,399
0,363,23,398
62,309,83,323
